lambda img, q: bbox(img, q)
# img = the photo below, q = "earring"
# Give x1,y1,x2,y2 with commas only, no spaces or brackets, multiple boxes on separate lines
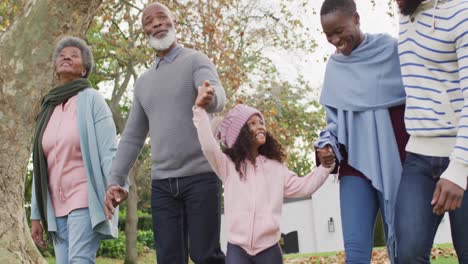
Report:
81,71,86,77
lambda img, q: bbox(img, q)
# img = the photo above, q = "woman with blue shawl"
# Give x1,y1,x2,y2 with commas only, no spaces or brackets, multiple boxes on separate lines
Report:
315,1,408,263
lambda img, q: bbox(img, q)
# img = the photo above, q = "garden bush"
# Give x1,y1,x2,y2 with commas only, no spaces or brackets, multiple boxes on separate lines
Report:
98,232,127,259
118,210,153,231
97,230,152,258
137,230,155,249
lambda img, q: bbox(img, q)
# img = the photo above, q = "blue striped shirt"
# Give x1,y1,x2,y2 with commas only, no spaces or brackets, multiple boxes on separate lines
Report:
399,0,468,189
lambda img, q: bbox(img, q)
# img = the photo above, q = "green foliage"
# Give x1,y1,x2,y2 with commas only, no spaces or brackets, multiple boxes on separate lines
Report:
136,216,153,231
137,230,154,249
39,243,55,258
373,211,386,247
167,0,319,95
98,232,128,259
97,230,152,258
119,208,151,218
0,0,25,31
118,209,153,231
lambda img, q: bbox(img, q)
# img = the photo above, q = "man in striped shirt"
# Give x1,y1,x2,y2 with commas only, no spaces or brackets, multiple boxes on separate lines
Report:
395,0,468,263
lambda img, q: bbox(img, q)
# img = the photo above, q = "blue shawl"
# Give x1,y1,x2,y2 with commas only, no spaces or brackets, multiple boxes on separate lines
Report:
316,33,406,261
320,33,405,110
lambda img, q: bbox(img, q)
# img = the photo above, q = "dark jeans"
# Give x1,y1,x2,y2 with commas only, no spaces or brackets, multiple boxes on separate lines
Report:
226,243,283,264
151,172,225,264
395,152,468,264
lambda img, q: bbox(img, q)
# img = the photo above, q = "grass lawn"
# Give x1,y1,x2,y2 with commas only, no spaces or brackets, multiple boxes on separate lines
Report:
46,243,457,264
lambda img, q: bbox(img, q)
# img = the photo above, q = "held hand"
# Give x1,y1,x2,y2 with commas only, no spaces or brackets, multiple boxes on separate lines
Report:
104,185,128,219
317,145,335,168
196,80,215,109
31,220,47,249
431,178,464,215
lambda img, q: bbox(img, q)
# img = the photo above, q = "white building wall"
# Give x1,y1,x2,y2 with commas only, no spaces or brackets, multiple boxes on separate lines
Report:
219,214,227,253
434,214,453,244
306,176,344,253
280,176,344,253
280,199,318,253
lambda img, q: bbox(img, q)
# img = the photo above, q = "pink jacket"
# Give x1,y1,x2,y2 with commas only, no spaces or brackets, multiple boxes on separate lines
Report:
193,107,332,255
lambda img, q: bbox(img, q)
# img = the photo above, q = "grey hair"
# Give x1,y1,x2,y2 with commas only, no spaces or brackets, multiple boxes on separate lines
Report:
52,36,94,78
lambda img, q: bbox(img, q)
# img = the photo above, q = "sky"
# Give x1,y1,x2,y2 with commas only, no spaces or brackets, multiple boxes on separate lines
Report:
264,0,400,98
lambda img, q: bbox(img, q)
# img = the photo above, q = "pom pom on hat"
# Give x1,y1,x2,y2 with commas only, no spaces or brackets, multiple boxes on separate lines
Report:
215,104,264,148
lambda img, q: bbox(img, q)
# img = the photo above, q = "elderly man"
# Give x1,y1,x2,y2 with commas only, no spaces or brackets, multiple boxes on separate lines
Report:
395,0,468,263
104,3,226,263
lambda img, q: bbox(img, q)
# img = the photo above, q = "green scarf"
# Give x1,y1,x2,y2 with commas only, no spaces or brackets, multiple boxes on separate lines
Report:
32,78,91,242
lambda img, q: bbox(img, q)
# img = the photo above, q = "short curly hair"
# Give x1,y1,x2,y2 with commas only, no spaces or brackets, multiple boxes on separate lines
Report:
320,0,356,16
51,36,94,78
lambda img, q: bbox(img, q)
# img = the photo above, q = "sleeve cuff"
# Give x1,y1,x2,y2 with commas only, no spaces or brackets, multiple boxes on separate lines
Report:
192,105,204,117
122,181,130,192
30,202,41,220
31,212,40,220
440,159,468,190
314,130,343,162
107,180,125,189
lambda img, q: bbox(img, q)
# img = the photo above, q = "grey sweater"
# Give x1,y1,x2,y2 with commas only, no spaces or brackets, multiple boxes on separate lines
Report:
108,45,226,186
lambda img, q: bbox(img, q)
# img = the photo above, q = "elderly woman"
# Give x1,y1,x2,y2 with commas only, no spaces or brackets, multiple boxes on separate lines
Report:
30,36,119,263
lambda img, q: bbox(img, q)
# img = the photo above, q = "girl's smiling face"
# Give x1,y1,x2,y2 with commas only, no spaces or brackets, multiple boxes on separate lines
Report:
247,114,266,152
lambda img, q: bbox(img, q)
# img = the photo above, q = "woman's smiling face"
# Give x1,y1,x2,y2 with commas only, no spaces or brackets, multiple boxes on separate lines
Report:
55,46,85,80
321,10,363,56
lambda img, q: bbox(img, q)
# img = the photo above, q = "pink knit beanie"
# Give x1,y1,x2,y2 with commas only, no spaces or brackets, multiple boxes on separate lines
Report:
216,104,264,148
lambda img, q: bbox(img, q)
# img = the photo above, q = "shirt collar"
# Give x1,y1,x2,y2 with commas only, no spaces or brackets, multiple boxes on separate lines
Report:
155,44,183,68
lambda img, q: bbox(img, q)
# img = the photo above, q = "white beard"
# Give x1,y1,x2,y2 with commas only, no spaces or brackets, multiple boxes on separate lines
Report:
148,28,176,51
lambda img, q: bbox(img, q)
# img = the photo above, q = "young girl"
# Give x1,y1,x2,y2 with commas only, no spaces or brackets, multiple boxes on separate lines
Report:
193,82,334,263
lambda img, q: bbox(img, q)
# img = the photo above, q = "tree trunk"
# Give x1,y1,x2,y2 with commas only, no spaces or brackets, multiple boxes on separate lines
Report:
124,160,141,264
0,0,101,262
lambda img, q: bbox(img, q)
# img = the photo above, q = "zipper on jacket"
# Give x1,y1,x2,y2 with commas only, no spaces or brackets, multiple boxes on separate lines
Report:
249,162,257,250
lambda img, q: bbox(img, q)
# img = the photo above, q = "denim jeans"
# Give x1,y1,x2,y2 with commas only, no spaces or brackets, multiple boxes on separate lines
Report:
151,172,225,264
395,152,468,264
54,208,102,264
226,243,283,264
340,175,389,264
